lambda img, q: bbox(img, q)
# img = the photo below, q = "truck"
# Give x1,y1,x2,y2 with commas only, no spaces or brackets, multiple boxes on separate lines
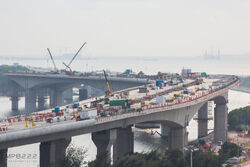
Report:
77,109,97,120
156,95,166,104
156,80,166,87
109,99,130,109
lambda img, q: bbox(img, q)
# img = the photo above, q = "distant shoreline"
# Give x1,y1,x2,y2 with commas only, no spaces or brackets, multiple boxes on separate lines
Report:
231,87,250,94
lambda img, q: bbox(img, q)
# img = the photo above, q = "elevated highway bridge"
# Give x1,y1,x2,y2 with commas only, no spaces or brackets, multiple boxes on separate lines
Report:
4,72,152,114
0,73,240,167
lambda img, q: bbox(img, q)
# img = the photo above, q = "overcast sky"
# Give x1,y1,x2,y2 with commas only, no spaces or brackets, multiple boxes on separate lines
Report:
1,0,250,58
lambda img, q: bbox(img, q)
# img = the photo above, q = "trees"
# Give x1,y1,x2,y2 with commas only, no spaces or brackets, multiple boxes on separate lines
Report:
60,144,87,167
88,151,111,167
186,151,222,167
114,149,186,167
87,147,241,167
228,106,250,131
219,142,242,159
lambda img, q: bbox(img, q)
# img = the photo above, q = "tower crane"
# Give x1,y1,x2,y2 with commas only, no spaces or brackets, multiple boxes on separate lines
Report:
62,42,86,72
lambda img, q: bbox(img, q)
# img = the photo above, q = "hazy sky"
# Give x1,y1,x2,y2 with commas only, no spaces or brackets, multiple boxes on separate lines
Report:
1,0,250,58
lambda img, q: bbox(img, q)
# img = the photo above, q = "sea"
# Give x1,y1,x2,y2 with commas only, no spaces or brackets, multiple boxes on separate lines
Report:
0,56,250,167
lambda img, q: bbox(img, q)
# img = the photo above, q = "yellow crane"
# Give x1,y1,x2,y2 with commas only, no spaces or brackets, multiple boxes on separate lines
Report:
103,69,112,96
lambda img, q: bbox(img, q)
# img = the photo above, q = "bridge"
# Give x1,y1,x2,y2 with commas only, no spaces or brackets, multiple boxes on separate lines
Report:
4,72,152,114
0,74,240,167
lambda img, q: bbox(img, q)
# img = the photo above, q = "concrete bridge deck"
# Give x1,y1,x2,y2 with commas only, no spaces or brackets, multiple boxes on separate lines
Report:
0,74,240,167
3,72,153,114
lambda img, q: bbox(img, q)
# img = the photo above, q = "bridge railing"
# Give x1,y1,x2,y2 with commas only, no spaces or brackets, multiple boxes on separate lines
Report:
96,78,240,124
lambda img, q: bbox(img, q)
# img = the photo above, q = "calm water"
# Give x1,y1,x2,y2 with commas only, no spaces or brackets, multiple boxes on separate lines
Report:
0,58,250,166
1,56,250,76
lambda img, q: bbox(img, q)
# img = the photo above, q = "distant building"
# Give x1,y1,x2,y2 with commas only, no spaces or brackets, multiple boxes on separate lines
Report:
182,68,192,76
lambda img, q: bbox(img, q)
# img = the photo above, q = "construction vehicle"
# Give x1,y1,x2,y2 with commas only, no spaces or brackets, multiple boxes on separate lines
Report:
103,69,112,96
62,42,86,74
166,97,175,102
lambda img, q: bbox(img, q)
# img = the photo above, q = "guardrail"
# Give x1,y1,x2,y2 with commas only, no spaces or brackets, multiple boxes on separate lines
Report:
96,78,240,124
1,77,240,132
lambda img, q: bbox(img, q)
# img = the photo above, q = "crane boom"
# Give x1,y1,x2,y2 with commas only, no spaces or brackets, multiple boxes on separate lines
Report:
67,42,86,67
62,62,72,72
103,69,112,96
47,48,57,70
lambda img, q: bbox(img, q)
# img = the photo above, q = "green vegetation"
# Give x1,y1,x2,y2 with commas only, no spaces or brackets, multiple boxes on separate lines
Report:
228,106,250,131
244,143,250,147
60,144,87,167
219,142,242,161
88,150,187,167
0,64,29,73
88,151,111,167
62,141,242,167
87,147,237,167
0,64,29,95
190,151,223,167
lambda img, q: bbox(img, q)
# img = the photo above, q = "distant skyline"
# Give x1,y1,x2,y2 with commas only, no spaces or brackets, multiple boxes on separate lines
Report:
1,0,250,58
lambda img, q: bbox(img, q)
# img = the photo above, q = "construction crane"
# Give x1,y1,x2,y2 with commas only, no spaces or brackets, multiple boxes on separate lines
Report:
103,69,112,96
47,48,58,71
63,42,86,72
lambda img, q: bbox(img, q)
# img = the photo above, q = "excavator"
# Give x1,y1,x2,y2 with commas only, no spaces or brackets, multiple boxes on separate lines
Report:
103,69,112,96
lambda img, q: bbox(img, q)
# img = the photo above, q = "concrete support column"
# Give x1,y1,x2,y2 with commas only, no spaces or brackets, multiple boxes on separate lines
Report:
92,130,112,156
11,86,19,113
0,149,7,167
198,103,208,138
37,89,46,111
38,96,45,111
161,122,170,137
79,88,88,101
113,126,134,162
168,127,188,150
10,82,19,113
54,90,63,106
50,88,64,107
63,88,73,104
214,103,228,143
40,138,71,167
49,90,54,107
25,88,36,113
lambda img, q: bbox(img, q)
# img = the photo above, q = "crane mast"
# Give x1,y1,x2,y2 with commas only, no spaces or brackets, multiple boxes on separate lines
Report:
103,69,112,96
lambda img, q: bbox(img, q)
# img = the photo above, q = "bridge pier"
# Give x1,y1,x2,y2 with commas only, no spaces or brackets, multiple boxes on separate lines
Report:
92,130,113,157
50,88,64,107
0,149,7,167
63,88,73,104
79,88,88,101
198,102,208,138
25,88,36,113
10,82,19,113
214,103,228,143
40,138,71,167
11,86,19,113
49,90,54,107
38,95,45,111
168,127,188,150
113,126,134,162
161,122,170,137
37,88,46,111
92,127,134,163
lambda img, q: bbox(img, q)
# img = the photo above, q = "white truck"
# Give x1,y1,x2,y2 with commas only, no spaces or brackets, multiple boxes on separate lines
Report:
77,109,97,120
156,95,166,104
